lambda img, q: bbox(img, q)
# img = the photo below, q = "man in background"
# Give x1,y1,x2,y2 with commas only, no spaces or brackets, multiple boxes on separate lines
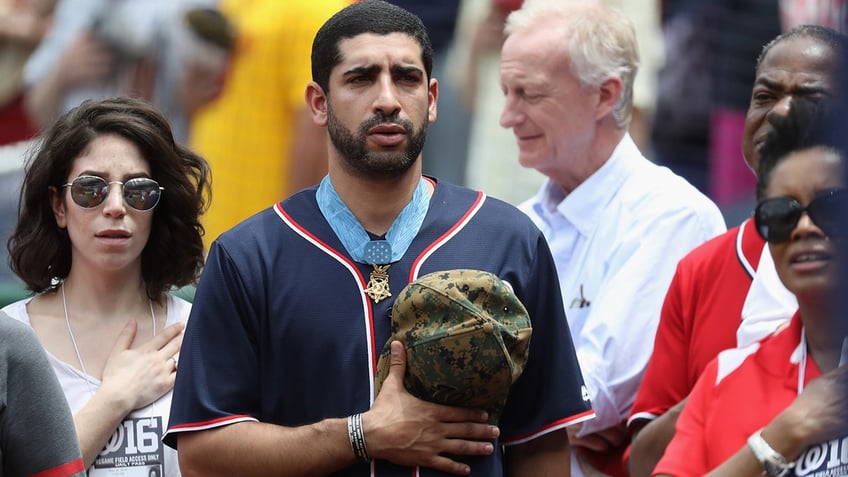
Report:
499,1,726,474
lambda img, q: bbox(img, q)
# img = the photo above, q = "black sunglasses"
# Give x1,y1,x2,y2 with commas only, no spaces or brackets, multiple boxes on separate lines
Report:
754,188,846,244
62,175,164,211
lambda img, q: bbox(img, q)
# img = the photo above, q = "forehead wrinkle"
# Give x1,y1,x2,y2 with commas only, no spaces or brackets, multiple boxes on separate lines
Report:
502,62,548,88
758,40,837,82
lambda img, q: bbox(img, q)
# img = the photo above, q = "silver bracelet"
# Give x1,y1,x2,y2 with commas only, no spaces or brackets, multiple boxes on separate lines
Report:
747,429,794,477
347,413,371,462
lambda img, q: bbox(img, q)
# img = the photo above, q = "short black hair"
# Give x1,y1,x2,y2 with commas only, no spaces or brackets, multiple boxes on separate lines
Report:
311,0,433,93
756,97,837,200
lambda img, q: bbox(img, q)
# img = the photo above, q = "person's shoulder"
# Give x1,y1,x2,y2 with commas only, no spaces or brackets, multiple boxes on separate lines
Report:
209,189,324,262
166,293,193,324
0,298,32,326
0,312,44,362
623,158,712,203
0,311,34,338
429,182,544,243
656,165,721,211
712,340,762,388
468,187,541,232
438,181,527,213
215,200,298,244
480,192,527,215
620,160,726,230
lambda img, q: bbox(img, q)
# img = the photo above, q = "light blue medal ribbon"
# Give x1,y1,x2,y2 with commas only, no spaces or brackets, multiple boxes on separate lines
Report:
316,176,431,302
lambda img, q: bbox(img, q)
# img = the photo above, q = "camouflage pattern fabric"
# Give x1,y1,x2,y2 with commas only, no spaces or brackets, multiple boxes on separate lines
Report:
374,269,532,424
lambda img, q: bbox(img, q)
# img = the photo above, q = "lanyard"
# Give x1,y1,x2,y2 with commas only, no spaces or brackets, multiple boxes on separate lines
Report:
316,175,430,265
799,328,808,396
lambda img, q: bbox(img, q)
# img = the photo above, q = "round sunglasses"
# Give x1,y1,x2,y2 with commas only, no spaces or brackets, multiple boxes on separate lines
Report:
62,175,164,211
754,188,846,244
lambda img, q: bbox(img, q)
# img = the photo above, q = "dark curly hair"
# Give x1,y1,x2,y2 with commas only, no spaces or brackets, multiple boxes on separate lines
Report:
310,0,433,94
7,97,211,300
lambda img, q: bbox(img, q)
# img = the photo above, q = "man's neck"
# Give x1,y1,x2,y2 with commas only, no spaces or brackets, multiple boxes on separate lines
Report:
551,127,627,195
327,167,423,236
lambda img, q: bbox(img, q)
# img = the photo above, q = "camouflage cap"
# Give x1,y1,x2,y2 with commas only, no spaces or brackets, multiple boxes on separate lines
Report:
374,269,532,425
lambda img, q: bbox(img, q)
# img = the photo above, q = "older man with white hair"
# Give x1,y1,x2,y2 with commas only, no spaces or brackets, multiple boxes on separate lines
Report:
499,1,727,475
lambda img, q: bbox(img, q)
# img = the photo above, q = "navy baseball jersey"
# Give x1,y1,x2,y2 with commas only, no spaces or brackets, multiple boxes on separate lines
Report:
166,180,593,476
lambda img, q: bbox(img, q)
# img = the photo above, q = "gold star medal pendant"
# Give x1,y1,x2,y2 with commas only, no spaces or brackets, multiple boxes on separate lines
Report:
363,240,393,303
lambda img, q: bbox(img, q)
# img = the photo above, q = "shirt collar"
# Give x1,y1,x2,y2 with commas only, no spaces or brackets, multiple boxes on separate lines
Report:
755,311,822,390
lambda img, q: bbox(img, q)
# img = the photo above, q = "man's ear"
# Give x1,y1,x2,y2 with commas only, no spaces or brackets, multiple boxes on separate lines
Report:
428,77,438,124
50,186,68,229
306,81,329,127
594,77,623,122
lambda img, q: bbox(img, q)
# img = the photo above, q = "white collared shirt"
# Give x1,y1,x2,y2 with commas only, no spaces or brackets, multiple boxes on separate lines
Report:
520,134,727,435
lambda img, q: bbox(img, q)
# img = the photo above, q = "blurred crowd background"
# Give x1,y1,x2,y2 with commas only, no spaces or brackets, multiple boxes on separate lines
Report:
0,0,846,297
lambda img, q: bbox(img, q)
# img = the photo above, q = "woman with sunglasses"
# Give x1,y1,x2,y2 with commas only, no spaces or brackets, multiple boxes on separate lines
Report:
654,102,848,476
3,96,210,475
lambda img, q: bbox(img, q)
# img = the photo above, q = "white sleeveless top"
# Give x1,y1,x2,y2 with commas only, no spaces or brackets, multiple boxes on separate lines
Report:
3,294,190,477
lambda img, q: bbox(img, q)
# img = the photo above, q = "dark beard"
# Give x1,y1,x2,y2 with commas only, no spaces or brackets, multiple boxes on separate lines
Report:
327,105,428,179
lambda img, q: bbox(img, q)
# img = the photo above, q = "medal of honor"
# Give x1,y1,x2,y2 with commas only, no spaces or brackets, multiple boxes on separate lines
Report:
316,177,431,305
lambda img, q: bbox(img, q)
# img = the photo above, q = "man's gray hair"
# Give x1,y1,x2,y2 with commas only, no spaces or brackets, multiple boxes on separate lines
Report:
505,0,640,128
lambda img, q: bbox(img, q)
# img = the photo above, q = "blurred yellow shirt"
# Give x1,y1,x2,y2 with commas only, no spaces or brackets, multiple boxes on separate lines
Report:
191,0,349,246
